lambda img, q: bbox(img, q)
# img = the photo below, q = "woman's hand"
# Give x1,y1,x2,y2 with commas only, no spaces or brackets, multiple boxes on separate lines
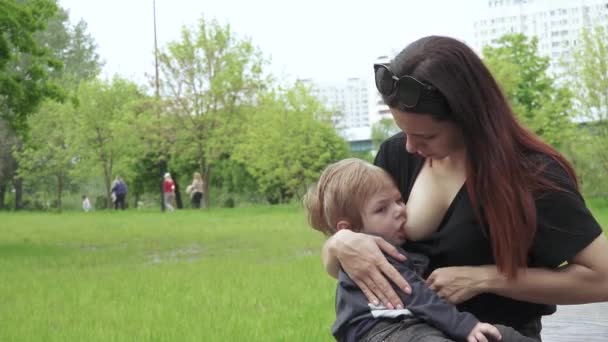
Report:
426,266,493,304
332,230,411,309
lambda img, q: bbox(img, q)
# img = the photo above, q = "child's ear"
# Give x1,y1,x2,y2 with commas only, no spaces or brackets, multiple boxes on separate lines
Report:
336,220,351,231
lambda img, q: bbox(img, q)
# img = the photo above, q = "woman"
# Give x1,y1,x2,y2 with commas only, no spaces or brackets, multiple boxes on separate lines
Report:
186,172,204,209
322,36,608,340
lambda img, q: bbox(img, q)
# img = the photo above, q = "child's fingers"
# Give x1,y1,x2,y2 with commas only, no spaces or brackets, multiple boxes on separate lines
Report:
479,323,502,340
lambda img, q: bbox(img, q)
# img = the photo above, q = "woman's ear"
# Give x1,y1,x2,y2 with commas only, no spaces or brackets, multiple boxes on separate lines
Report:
336,220,351,232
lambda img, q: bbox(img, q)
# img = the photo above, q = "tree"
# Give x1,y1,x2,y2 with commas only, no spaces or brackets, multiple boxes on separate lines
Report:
35,6,102,89
483,34,574,149
15,100,76,211
233,83,349,204
568,26,608,196
71,78,145,208
11,5,103,211
5,3,103,210
0,118,18,209
157,16,268,207
371,117,399,150
0,0,63,135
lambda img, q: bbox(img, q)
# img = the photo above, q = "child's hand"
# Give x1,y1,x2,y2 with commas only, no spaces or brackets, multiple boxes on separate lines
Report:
467,322,501,342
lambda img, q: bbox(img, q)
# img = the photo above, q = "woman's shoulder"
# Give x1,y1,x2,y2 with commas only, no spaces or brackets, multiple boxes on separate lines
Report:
524,151,577,192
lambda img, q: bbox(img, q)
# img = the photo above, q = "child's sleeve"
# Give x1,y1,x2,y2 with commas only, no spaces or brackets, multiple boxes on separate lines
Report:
386,252,478,341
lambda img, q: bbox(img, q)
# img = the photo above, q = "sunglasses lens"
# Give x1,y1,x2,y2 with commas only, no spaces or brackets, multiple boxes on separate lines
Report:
375,66,395,95
397,77,421,108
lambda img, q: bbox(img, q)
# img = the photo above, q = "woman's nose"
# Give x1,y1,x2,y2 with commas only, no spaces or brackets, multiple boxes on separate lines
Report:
405,136,419,154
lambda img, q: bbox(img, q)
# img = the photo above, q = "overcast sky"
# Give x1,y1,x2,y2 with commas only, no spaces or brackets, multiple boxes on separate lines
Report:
58,0,486,84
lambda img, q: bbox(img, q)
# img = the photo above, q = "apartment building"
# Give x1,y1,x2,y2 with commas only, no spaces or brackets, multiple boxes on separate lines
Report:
473,0,608,75
301,77,372,150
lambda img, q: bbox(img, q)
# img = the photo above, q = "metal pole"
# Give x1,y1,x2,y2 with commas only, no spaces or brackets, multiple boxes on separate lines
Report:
153,0,166,211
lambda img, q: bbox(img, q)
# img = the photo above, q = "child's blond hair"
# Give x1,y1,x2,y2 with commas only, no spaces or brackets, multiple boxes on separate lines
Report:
303,158,397,236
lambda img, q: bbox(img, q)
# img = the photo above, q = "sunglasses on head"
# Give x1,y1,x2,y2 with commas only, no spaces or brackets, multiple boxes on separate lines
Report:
373,63,439,109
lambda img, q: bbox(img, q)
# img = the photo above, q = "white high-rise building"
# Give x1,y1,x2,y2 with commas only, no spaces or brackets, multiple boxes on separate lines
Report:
301,77,372,146
370,55,393,127
473,0,608,75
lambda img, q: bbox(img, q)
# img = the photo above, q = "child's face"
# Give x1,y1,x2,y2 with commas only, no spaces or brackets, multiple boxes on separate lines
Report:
360,183,407,245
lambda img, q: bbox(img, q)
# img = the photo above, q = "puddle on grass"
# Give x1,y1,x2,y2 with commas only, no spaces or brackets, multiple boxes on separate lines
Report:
294,248,315,258
146,243,203,265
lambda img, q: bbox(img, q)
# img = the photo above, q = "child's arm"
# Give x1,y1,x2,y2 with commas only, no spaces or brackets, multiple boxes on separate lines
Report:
386,252,492,341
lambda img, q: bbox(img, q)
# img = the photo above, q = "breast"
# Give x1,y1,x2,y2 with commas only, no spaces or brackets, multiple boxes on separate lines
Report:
404,194,448,241
404,163,465,241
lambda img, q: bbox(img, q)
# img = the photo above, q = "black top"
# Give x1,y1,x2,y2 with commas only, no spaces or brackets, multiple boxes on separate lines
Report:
333,249,478,342
373,132,603,332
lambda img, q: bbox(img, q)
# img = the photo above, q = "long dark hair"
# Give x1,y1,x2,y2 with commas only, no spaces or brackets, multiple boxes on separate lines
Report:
386,36,577,278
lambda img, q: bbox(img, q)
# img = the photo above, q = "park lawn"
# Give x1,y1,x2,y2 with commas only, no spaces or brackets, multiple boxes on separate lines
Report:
1,202,607,341
0,206,335,342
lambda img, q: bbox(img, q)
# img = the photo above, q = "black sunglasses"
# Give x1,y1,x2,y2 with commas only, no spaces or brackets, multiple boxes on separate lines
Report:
374,63,438,109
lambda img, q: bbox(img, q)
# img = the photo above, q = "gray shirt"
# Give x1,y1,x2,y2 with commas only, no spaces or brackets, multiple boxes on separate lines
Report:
331,247,478,341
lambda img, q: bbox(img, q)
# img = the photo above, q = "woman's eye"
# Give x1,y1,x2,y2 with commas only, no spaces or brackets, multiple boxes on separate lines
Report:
375,206,386,213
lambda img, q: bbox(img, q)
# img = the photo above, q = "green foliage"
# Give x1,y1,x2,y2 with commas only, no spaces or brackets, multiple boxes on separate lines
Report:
483,34,574,149
0,0,63,135
15,99,76,210
35,6,102,89
569,26,608,189
1,2,101,210
233,83,349,204
0,119,17,184
371,117,399,150
71,78,147,207
566,124,608,198
157,16,269,207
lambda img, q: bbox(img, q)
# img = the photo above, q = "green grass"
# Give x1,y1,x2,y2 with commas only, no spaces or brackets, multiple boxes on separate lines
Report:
1,203,607,341
0,206,335,341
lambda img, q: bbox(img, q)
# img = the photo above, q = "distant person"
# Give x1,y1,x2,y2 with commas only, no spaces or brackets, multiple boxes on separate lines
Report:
111,176,127,210
82,195,92,212
304,158,535,342
186,172,204,209
163,172,175,212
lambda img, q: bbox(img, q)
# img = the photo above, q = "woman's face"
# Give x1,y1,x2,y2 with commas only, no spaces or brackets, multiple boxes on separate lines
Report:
390,108,465,159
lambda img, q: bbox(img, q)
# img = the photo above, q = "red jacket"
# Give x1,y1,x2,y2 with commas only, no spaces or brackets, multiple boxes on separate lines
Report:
163,179,175,193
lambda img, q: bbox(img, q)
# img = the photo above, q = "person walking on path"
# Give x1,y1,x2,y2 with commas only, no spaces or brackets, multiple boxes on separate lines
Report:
186,172,204,209
111,176,127,210
163,172,176,212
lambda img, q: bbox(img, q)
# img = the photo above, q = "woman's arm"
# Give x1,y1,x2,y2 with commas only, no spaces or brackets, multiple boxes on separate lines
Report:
486,234,608,304
427,234,608,304
321,229,411,309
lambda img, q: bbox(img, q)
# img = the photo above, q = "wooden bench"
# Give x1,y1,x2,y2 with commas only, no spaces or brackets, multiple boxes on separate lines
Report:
541,302,608,341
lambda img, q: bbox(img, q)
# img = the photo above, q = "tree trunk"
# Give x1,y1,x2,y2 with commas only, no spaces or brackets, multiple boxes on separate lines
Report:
104,166,112,209
159,158,166,211
56,173,63,212
201,165,210,208
173,171,183,209
13,177,22,210
0,183,5,209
